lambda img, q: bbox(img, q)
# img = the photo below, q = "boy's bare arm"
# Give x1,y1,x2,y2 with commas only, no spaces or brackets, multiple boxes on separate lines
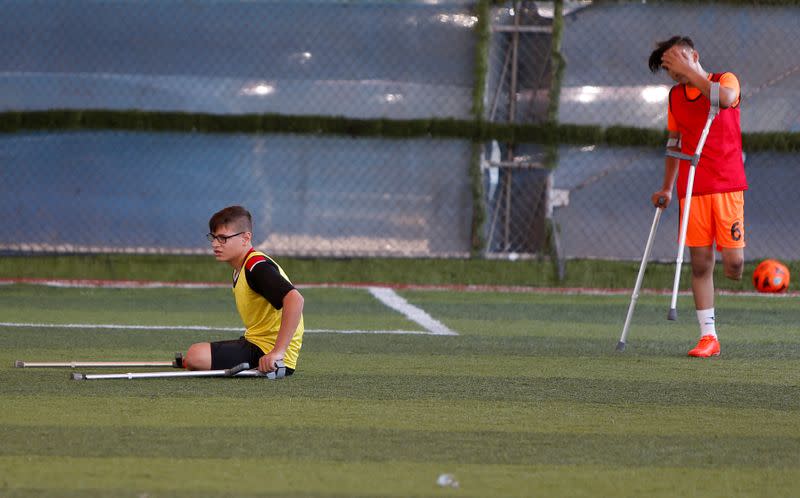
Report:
258,289,304,372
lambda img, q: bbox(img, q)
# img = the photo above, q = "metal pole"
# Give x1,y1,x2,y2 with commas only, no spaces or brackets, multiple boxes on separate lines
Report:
490,43,512,121
503,1,521,251
70,362,287,381
508,1,520,124
617,201,665,351
15,353,183,369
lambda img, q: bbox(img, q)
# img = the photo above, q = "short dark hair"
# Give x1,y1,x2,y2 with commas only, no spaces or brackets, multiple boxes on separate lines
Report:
649,36,694,73
209,205,253,233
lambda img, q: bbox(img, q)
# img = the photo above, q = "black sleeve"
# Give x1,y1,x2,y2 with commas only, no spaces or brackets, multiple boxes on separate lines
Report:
244,259,295,310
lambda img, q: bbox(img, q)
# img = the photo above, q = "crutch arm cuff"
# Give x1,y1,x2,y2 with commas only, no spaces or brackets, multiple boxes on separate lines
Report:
709,82,720,115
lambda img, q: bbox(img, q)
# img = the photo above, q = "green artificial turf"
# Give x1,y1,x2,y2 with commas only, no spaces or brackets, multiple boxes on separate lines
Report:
0,284,798,497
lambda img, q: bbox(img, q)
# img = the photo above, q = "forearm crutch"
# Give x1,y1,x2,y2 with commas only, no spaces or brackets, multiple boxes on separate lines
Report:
617,197,666,352
14,352,184,369
69,361,287,381
667,82,720,321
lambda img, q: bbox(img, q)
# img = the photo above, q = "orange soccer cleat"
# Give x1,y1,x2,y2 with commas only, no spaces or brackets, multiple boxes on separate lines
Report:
688,335,721,357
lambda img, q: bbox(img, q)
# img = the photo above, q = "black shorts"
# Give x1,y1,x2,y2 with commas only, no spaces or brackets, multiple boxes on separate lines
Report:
210,337,295,375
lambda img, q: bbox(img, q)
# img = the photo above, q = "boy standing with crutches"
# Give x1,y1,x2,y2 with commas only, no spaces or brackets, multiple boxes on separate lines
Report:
648,36,748,357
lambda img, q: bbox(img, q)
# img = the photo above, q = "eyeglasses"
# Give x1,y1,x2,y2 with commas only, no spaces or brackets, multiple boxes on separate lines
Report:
206,232,245,244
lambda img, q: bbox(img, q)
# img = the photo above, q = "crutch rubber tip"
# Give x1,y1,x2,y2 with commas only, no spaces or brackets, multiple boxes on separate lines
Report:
668,308,677,321
14,360,24,368
70,373,85,381
615,341,626,352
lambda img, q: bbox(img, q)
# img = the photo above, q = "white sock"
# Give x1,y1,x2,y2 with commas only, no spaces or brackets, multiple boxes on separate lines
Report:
696,308,717,338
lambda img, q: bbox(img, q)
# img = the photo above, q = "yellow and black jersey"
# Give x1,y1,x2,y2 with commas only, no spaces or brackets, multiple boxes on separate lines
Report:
233,248,304,369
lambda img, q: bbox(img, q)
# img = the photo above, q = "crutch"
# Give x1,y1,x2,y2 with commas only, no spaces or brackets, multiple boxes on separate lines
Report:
617,197,666,352
667,82,721,321
14,352,184,369
70,361,287,381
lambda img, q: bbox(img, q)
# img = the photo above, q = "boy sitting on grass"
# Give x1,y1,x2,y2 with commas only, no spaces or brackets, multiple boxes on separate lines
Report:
183,205,304,375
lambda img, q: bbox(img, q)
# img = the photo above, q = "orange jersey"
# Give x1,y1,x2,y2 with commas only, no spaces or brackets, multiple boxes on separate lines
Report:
667,73,740,131
667,72,748,199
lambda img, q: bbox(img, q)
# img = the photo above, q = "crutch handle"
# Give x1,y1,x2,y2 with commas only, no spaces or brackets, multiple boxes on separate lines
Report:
265,360,287,380
665,150,695,162
225,363,250,376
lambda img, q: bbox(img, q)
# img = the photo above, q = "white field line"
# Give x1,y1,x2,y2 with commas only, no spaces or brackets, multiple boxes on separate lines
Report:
0,322,429,336
0,287,459,337
0,280,460,335
367,286,458,336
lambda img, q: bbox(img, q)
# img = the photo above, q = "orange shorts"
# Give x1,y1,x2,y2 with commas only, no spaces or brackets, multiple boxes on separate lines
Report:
679,191,745,250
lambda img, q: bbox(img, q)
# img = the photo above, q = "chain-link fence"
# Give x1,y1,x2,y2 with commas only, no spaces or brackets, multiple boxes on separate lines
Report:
0,0,476,119
481,1,800,261
557,2,800,131
1,131,473,257
2,1,799,261
485,4,556,125
548,146,800,262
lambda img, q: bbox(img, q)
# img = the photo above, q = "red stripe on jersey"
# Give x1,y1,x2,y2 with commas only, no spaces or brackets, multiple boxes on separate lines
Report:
245,255,267,272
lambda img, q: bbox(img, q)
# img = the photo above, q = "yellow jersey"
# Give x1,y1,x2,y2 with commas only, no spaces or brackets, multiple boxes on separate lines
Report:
233,249,304,369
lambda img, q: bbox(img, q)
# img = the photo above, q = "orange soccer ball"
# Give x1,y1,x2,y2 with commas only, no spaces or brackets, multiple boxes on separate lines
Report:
752,259,790,293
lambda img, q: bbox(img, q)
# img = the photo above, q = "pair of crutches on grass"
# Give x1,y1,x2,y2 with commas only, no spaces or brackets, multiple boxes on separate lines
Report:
15,352,288,381
617,82,721,352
